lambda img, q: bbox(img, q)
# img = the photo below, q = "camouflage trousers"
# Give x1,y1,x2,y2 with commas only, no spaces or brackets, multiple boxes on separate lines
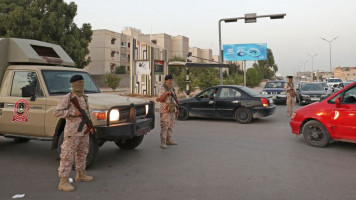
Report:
286,94,295,116
160,112,176,141
58,135,89,178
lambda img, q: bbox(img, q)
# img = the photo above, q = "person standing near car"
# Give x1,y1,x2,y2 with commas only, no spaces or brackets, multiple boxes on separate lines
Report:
53,75,95,192
284,75,296,117
157,75,178,149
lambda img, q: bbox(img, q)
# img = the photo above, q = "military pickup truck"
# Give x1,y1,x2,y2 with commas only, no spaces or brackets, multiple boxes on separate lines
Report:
0,38,155,167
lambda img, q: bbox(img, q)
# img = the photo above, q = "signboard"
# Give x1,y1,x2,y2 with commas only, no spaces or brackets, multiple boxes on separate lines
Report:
154,60,164,75
223,43,267,61
135,61,150,75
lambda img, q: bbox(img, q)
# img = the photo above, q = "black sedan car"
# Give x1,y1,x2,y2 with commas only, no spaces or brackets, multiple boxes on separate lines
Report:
295,82,328,105
177,85,276,124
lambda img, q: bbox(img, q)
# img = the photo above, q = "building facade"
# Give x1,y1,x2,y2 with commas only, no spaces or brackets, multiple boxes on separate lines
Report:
85,29,130,75
334,66,356,81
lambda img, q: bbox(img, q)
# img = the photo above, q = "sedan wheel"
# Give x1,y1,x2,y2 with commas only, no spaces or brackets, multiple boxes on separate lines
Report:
302,120,330,147
177,106,189,121
235,107,252,124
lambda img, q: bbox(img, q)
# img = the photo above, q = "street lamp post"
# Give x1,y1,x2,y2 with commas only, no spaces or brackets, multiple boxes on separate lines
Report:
218,13,286,85
307,53,318,81
321,36,338,77
300,60,308,72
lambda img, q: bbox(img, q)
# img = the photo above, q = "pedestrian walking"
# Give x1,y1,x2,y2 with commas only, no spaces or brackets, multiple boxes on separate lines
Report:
284,75,296,117
157,75,179,149
54,75,95,192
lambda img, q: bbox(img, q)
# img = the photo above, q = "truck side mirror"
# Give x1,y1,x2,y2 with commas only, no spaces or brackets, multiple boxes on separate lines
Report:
30,94,36,101
335,97,341,108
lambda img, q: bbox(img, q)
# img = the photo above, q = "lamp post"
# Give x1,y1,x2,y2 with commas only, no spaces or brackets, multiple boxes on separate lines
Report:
307,53,318,81
321,36,338,76
218,13,286,85
300,60,308,72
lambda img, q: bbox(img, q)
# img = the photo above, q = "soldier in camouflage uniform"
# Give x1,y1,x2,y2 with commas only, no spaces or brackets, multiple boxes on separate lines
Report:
284,76,296,117
54,75,95,192
157,75,178,149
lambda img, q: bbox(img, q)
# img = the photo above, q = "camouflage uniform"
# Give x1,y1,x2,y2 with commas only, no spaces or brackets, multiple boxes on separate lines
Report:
158,86,177,145
53,93,90,178
284,82,295,116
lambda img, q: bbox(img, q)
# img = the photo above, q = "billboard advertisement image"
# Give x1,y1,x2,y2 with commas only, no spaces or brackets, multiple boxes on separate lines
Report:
223,43,267,61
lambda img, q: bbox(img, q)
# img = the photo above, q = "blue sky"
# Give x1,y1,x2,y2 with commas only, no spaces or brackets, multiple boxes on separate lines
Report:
65,0,356,76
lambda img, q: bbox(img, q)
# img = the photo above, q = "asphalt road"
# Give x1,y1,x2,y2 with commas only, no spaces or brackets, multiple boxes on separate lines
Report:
1,105,356,200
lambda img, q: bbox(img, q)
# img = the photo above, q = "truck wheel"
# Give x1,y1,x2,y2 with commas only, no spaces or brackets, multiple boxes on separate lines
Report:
115,135,144,150
302,120,330,148
13,138,30,143
177,106,189,121
57,132,99,169
235,107,252,124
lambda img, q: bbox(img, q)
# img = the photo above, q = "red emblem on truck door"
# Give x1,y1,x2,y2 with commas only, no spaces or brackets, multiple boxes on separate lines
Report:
12,99,29,122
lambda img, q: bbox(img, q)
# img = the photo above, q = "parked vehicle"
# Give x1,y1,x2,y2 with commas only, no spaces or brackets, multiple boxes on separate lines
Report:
326,78,343,89
290,81,356,147
332,82,351,93
177,85,276,124
295,82,328,105
260,81,287,104
0,38,155,168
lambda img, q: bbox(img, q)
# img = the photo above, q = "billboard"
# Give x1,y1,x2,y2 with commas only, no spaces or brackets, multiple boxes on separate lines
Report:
135,61,150,75
223,43,267,61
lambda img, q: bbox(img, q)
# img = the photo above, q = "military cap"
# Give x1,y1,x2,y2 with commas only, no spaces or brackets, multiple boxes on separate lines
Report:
70,75,84,83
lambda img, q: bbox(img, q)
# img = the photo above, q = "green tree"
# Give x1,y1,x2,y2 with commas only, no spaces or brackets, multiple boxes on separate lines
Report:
223,73,244,85
246,68,263,87
168,55,186,76
104,73,121,91
253,48,278,79
0,0,92,69
192,68,220,90
115,66,126,74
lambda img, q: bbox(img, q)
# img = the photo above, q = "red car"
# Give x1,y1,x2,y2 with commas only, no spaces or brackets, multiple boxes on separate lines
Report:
290,81,356,147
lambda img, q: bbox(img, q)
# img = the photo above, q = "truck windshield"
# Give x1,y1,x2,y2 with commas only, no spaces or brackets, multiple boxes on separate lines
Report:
42,70,101,95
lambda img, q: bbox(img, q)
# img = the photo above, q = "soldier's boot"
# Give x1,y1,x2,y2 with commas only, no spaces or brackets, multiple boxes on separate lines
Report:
75,170,94,182
58,177,75,192
160,138,167,149
166,137,177,145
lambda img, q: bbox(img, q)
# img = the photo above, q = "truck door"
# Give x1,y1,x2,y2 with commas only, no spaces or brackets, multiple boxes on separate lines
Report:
0,71,46,137
332,85,356,140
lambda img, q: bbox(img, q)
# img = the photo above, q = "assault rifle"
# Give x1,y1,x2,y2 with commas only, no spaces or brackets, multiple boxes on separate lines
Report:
162,84,180,107
71,97,96,135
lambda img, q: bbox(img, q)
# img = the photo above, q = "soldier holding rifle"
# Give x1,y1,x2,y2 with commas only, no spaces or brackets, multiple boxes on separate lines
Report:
157,75,179,149
53,75,96,192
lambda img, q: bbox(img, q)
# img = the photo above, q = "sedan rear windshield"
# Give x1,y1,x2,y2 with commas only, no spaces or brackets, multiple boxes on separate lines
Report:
42,70,101,95
328,78,342,82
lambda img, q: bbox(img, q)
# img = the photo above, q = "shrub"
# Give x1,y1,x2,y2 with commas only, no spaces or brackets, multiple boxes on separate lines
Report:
104,73,121,91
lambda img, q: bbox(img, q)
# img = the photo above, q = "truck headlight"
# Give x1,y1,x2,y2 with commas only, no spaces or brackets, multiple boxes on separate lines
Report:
280,91,286,95
261,91,268,95
109,109,120,122
145,104,149,115
301,94,309,99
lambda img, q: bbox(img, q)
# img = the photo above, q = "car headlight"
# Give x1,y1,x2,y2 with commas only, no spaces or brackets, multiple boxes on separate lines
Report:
109,109,120,122
280,91,286,95
301,94,310,99
91,110,107,121
261,91,268,95
145,104,149,115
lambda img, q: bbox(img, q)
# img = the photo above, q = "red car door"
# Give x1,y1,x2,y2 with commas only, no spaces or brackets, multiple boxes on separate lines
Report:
332,85,356,140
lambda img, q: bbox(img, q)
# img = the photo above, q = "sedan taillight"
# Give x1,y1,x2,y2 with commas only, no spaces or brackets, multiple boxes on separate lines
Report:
261,98,268,107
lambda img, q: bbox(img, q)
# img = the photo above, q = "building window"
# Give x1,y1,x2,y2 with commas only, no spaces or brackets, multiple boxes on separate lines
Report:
151,40,157,45
121,54,126,60
111,51,115,58
128,42,130,48
110,63,116,73
111,38,116,44
121,42,126,47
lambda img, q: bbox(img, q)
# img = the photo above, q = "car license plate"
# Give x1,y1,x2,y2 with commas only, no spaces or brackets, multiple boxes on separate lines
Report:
311,98,319,101
137,127,150,135
272,95,277,99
